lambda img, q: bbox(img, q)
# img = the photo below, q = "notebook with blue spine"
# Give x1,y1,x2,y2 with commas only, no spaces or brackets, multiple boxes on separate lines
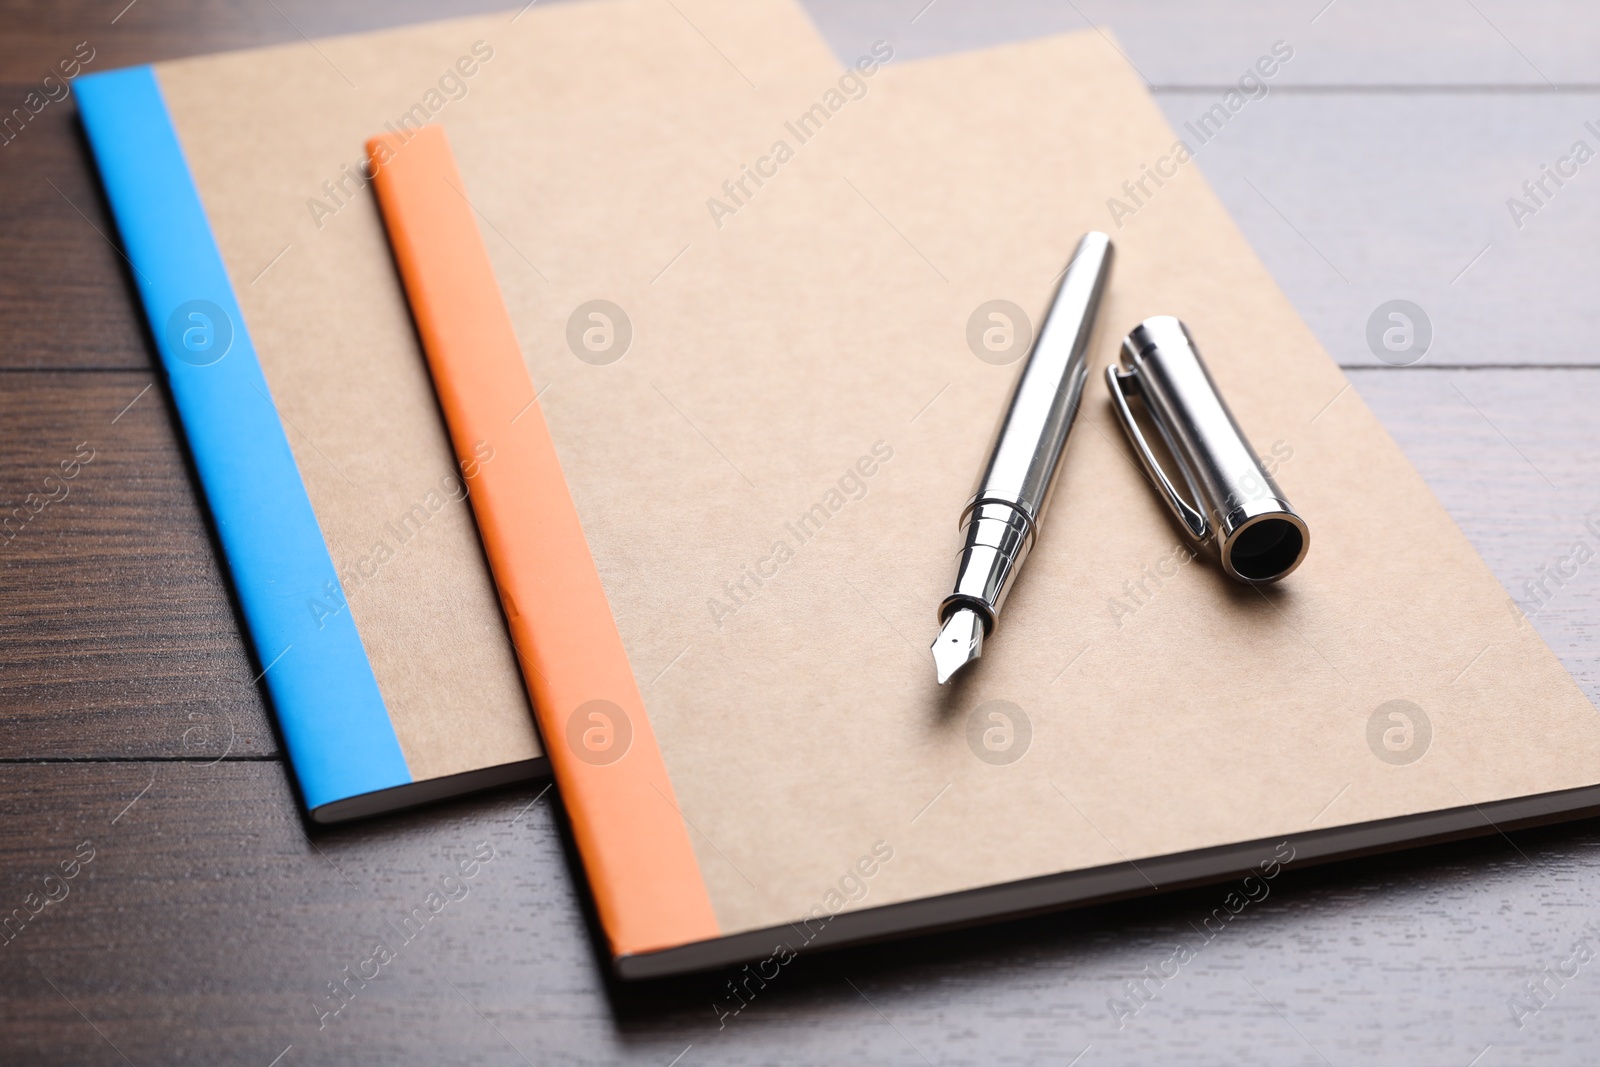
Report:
72,1,841,821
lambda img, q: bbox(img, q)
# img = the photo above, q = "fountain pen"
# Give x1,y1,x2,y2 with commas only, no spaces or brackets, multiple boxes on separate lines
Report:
932,232,1114,684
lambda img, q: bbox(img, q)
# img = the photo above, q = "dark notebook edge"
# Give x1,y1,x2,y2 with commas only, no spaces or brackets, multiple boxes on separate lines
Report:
311,757,549,824
615,780,1600,979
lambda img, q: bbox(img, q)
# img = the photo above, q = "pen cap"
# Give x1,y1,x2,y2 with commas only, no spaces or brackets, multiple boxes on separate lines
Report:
1107,317,1309,584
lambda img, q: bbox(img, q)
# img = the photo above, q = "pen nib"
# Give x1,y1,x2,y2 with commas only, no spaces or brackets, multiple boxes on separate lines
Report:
932,608,984,685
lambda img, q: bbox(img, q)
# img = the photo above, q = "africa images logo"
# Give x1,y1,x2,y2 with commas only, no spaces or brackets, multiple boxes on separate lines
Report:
1366,699,1431,766
965,700,1031,765
566,700,632,766
566,300,632,365
966,300,1033,365
164,300,233,367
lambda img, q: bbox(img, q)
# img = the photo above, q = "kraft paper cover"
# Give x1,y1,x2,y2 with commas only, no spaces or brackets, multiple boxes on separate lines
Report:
149,0,840,782
424,29,1600,936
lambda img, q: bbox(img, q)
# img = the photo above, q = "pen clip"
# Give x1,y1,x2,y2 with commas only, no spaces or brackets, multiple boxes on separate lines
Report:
1105,363,1210,543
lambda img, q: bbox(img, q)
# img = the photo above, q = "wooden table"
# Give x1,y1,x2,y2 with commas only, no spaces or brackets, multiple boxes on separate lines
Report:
4,1,1597,1062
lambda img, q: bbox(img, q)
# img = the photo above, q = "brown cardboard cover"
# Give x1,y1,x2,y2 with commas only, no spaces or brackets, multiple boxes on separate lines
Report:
425,29,1600,936
150,0,839,783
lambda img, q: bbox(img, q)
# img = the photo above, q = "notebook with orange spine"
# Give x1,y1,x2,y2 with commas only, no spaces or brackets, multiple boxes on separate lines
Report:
369,33,1600,981
368,124,718,956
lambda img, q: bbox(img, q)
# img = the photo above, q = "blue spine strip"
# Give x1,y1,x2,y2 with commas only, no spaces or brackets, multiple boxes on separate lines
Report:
76,66,410,810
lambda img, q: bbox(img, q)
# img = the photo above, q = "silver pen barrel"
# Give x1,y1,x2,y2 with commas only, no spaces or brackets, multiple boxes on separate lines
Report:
933,232,1113,683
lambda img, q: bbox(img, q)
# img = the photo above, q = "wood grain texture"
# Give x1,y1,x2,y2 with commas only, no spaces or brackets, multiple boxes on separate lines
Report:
0,762,1598,1066
0,0,532,79
3,0,1600,1063
0,373,276,759
0,87,153,370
